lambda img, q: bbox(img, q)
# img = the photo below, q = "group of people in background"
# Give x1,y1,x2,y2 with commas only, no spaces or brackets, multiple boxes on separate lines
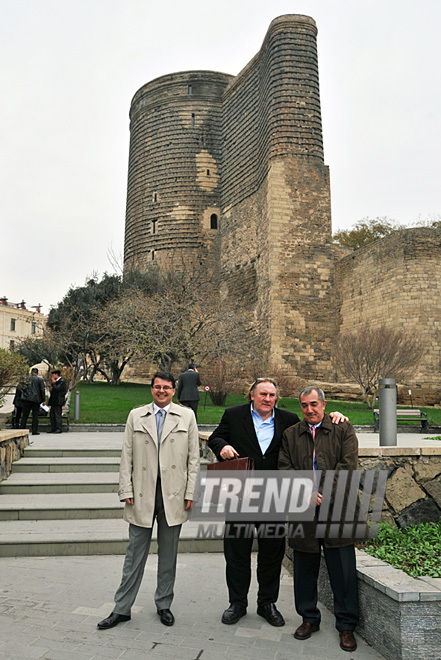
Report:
12,368,67,435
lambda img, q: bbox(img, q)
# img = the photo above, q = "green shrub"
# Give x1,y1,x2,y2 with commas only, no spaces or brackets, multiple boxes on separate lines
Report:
361,521,441,578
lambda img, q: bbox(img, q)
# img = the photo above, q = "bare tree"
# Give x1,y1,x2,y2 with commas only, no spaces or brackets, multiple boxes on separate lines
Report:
333,324,424,408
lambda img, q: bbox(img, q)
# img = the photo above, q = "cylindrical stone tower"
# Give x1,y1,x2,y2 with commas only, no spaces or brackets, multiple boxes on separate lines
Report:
124,70,233,272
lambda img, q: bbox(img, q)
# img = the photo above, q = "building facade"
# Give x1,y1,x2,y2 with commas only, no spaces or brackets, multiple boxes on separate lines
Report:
0,298,45,351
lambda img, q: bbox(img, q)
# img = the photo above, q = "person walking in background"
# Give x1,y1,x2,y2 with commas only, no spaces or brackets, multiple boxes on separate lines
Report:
20,367,46,436
48,369,67,434
177,362,202,421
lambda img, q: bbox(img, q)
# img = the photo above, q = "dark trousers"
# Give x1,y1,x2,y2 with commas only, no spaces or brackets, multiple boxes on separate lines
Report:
224,522,286,608
50,405,63,432
180,400,198,421
12,406,23,429
294,544,359,631
21,401,40,433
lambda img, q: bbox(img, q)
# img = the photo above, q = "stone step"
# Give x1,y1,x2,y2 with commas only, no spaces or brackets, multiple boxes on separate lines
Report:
0,472,119,494
11,457,121,472
0,493,124,520
0,519,224,557
23,447,122,458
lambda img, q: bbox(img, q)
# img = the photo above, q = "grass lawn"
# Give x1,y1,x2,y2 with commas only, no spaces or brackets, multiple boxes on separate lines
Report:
70,381,441,427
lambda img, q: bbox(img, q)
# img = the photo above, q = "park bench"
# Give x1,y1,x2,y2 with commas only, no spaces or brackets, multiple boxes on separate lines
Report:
373,408,429,433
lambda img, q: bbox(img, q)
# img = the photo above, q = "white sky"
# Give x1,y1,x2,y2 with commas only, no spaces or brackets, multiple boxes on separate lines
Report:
1,0,440,313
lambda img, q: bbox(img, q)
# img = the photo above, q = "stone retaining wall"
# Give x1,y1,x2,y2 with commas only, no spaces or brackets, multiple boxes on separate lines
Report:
359,447,441,527
0,430,29,481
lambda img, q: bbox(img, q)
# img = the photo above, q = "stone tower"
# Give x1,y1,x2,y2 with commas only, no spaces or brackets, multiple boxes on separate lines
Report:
124,14,336,380
124,70,233,272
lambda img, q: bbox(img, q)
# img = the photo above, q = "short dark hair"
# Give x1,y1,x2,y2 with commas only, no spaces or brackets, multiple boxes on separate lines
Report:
52,369,61,376
151,372,175,388
31,367,38,374
188,362,196,370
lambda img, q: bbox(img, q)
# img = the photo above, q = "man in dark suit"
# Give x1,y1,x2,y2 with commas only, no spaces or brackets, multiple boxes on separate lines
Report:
208,378,346,628
177,363,202,420
48,370,67,434
20,368,46,435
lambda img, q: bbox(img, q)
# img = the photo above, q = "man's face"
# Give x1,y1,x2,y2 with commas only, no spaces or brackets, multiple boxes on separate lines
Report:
151,377,175,408
251,382,277,419
300,390,327,425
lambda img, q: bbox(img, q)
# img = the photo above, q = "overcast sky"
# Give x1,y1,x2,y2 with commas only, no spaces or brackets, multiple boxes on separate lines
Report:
1,0,440,313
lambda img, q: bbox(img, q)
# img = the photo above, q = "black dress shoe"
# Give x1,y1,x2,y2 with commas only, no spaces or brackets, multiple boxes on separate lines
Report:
97,612,131,629
257,603,285,627
221,603,247,625
157,608,174,626
294,621,320,640
54,429,62,434
32,432,40,435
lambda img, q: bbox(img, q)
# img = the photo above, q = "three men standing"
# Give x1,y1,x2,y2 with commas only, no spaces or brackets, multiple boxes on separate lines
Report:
98,372,200,630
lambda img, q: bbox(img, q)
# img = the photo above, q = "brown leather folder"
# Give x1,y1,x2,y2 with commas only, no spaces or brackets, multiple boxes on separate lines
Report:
207,457,254,471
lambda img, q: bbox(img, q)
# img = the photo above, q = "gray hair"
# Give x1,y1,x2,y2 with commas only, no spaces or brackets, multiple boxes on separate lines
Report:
299,385,326,403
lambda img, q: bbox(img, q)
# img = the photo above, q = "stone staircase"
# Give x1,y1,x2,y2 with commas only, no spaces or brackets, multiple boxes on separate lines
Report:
0,433,221,557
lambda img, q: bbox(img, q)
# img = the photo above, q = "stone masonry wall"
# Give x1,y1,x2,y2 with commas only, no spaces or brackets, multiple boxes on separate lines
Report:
220,15,336,378
124,70,233,273
335,228,441,401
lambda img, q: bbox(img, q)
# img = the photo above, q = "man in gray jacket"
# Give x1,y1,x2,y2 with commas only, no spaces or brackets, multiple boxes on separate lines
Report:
97,372,200,630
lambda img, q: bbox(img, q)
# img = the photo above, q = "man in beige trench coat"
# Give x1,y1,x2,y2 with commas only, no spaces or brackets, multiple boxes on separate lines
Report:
97,372,200,630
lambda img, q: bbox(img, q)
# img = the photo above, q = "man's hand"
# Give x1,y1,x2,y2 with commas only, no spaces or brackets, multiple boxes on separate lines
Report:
184,499,193,511
309,491,322,507
329,411,348,424
220,445,239,460
124,498,134,505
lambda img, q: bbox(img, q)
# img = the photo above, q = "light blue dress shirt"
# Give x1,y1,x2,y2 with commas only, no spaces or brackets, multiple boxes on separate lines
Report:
251,404,275,454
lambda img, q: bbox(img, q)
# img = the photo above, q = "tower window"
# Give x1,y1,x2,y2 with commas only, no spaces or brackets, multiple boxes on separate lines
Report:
31,322,36,335
210,214,218,230
191,113,195,127
207,169,210,176
152,250,155,261
152,219,157,234
153,192,157,203
188,84,192,95
10,318,16,331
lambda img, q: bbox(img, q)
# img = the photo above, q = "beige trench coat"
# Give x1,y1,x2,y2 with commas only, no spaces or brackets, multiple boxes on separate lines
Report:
118,402,200,528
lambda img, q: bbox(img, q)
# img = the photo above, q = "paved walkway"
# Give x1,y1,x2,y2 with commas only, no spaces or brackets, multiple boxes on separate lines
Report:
1,430,440,658
0,552,384,660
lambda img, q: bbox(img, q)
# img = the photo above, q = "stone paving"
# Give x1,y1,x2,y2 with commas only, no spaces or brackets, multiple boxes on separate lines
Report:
0,553,385,660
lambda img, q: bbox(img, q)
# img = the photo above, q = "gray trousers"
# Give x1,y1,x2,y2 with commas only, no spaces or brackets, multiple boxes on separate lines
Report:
114,483,182,615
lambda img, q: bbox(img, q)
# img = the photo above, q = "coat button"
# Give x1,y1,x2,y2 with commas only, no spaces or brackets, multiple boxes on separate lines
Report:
139,493,143,497
171,438,175,443
142,467,146,471
172,465,176,469
145,440,149,444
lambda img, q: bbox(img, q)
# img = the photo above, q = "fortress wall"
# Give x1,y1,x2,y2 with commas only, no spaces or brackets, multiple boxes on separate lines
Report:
335,228,441,397
219,15,335,377
124,71,233,272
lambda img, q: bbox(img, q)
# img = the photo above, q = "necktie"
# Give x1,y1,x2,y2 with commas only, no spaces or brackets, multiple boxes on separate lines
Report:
156,409,166,442
311,426,319,495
